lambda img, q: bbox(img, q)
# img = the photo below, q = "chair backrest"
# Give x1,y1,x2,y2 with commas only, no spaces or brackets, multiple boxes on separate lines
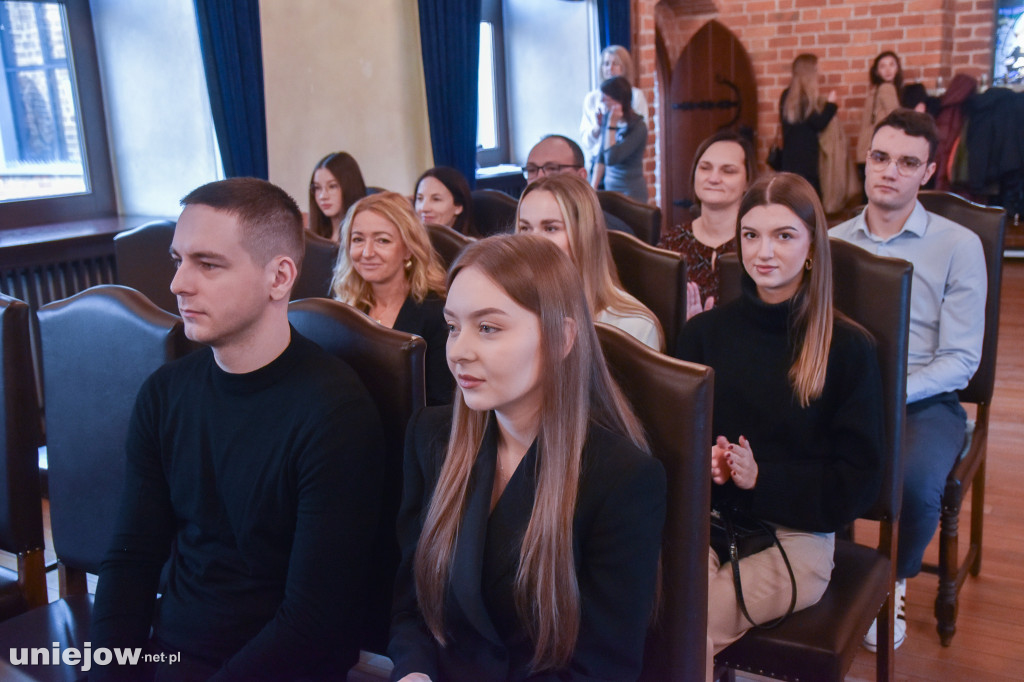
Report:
717,240,913,525
287,298,426,652
607,230,687,351
598,190,662,245
596,323,713,682
39,285,188,575
113,220,178,313
917,191,1007,406
292,231,340,300
426,223,474,270
0,295,44,557
470,189,517,237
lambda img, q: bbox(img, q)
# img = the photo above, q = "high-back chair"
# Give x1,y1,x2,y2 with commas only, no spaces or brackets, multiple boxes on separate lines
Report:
916,190,1007,645
714,241,913,681
0,286,188,680
426,223,474,270
0,295,46,621
288,298,426,654
113,219,178,313
598,190,662,245
596,323,714,682
292,231,340,300
470,189,517,237
607,230,687,352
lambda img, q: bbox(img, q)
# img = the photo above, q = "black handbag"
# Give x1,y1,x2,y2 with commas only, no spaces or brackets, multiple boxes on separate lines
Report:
710,506,797,628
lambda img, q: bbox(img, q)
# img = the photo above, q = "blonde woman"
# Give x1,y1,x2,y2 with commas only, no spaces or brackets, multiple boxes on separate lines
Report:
515,173,664,350
389,234,665,681
580,45,649,171
780,53,838,195
675,174,884,681
331,192,452,404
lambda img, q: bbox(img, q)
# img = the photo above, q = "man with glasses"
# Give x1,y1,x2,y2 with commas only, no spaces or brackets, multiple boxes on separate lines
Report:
524,135,634,235
831,109,986,653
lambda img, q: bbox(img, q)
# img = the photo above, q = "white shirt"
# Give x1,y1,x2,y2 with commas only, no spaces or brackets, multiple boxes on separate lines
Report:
830,201,986,403
596,303,662,352
580,87,650,167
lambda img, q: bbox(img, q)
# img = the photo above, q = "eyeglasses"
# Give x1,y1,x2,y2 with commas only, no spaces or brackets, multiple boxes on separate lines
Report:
866,150,926,177
523,163,582,179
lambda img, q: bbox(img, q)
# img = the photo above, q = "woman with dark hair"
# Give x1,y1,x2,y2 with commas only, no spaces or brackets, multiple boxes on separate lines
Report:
857,52,904,180
590,75,649,202
580,45,649,171
675,173,884,681
331,192,452,405
780,54,839,196
414,166,475,236
658,130,757,319
308,151,368,242
389,234,666,682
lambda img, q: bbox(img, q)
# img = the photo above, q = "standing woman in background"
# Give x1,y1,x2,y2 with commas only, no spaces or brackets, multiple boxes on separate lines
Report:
331,192,453,405
389,234,666,682
413,166,476,236
780,54,838,197
856,52,904,183
580,45,649,172
308,151,368,242
590,76,649,202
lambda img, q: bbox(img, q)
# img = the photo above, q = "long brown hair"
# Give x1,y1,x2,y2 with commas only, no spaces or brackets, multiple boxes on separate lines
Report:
414,234,647,671
782,54,824,125
308,152,367,240
737,173,834,406
515,174,664,349
330,192,446,310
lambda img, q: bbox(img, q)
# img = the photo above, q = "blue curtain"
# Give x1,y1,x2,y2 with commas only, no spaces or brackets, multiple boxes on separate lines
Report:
194,0,268,179
597,1,630,51
417,0,481,187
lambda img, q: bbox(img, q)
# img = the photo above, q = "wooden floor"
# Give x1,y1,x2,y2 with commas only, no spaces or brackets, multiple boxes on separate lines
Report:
5,261,1024,681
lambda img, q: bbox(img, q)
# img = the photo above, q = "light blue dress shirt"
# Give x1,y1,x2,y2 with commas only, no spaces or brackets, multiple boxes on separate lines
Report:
830,201,986,404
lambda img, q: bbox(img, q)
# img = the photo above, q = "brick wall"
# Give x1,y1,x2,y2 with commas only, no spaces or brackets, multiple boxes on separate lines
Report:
632,0,994,210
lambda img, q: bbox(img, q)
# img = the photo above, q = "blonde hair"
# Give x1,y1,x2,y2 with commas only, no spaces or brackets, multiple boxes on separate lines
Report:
737,173,833,406
515,174,664,350
330,192,447,309
782,53,824,125
414,234,648,672
601,45,635,83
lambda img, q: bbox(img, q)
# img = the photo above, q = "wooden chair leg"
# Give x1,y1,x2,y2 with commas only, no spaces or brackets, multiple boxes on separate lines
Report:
876,591,894,682
969,457,986,576
18,548,48,608
936,484,961,647
58,563,88,598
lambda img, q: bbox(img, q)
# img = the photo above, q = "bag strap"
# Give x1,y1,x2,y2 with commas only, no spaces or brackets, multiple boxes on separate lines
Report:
725,514,798,629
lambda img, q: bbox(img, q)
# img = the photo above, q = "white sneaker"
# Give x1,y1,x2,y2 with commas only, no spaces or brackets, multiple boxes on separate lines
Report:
863,578,907,652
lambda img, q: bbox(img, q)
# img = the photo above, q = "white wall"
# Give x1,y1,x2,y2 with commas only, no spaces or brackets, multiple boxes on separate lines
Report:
261,0,433,208
504,0,596,165
91,0,220,217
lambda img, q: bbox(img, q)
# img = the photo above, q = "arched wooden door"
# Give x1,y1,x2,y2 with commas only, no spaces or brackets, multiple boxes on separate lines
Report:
663,21,757,229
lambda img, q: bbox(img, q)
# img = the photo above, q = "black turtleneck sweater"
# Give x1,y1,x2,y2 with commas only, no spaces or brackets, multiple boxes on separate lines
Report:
675,279,883,533
91,330,384,680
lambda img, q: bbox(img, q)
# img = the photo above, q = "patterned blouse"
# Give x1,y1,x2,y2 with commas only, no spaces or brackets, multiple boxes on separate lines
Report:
658,221,736,304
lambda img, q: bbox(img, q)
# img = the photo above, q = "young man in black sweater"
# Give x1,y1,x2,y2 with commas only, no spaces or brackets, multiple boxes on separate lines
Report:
90,178,385,680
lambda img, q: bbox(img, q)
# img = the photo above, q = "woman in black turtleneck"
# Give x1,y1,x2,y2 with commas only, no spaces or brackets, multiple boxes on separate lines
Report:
674,172,884,681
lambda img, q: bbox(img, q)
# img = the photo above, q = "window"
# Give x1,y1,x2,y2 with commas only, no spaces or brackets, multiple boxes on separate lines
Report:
477,0,509,167
0,0,114,230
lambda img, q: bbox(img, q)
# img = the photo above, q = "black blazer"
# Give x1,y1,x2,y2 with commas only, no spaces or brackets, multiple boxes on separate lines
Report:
393,294,453,406
389,407,666,682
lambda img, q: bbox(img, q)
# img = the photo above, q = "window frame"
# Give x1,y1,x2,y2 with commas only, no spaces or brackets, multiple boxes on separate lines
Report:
476,0,510,168
0,0,115,231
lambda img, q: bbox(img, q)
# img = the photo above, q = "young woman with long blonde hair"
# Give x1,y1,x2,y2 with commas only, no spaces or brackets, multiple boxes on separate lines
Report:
389,234,665,681
675,173,884,681
779,54,839,195
515,173,664,350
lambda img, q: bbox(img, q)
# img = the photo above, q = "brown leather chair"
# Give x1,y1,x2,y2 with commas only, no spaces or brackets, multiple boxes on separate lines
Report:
607,230,687,352
470,189,517,237
598,190,662,245
715,239,913,681
0,285,188,680
292,231,340,300
288,298,426,655
0,295,46,621
426,223,474,270
596,323,714,682
916,190,1007,645
113,219,178,313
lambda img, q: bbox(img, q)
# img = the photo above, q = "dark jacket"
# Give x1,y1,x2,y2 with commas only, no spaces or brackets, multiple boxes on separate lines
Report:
393,294,453,406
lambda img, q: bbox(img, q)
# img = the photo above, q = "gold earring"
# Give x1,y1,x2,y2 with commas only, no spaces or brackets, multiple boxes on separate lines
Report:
404,259,413,270
805,258,813,271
